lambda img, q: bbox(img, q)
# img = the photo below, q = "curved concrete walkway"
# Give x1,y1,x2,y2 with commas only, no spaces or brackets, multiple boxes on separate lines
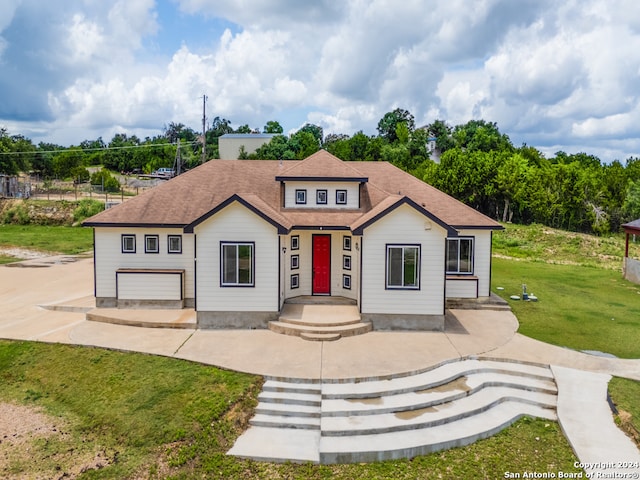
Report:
0,256,639,473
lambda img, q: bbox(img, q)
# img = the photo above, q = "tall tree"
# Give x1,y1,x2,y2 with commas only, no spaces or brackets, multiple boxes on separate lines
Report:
377,108,415,143
298,123,323,146
425,119,455,153
452,120,513,152
263,120,283,134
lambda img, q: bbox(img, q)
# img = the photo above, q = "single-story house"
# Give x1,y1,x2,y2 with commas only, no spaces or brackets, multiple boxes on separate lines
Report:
83,150,503,330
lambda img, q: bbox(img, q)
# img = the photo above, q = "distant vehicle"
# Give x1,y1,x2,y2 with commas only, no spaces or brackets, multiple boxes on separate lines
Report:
154,168,175,178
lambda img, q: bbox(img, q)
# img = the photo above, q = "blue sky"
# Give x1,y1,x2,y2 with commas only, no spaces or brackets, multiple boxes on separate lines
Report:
1,0,640,163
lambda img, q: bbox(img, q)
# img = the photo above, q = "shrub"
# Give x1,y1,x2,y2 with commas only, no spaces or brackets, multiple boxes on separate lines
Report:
2,203,30,225
90,169,120,193
73,199,104,223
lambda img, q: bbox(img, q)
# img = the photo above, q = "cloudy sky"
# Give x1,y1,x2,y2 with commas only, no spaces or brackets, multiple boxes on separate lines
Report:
1,0,640,162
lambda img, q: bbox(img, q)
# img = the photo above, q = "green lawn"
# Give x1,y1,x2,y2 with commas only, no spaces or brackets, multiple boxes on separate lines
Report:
0,340,579,480
0,224,94,255
492,257,640,359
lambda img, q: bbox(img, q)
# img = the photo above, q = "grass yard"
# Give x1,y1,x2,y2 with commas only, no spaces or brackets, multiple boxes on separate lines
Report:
492,257,640,358
492,223,640,447
0,224,94,257
0,340,580,480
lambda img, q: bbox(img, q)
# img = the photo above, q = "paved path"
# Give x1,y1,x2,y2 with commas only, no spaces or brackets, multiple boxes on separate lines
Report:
0,256,639,472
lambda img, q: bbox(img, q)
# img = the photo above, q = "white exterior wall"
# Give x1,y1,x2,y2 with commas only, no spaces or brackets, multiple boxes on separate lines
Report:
93,227,195,299
194,202,279,312
463,229,492,297
360,205,446,315
117,272,183,300
445,278,478,298
283,181,360,209
218,136,273,159
282,231,358,301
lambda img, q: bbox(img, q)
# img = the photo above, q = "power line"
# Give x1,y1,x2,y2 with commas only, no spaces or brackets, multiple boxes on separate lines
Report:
0,141,201,156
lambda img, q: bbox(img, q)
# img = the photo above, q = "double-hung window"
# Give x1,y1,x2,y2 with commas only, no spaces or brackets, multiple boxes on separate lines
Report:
446,238,474,274
221,242,254,286
386,245,420,289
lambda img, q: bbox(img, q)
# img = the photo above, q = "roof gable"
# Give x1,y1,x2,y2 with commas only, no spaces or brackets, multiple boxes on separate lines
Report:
275,150,368,182
185,194,290,234
351,196,458,236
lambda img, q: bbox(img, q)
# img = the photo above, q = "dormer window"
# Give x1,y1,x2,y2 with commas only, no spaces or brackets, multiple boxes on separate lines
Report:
336,190,347,205
316,189,328,205
295,189,307,204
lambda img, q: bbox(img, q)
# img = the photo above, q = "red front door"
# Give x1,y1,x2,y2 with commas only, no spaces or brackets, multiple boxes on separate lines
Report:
312,235,331,295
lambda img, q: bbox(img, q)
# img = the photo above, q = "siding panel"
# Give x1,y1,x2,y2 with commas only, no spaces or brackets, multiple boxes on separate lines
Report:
117,272,183,300
94,227,194,299
283,181,360,209
195,202,279,312
458,229,492,297
361,205,446,315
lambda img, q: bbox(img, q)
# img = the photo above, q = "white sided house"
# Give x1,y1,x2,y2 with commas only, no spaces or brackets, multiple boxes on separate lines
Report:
83,151,503,331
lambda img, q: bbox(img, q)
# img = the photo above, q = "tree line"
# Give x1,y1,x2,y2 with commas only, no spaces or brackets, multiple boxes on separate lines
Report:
2,109,640,234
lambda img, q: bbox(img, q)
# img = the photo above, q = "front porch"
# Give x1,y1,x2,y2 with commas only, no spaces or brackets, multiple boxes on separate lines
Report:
269,296,372,342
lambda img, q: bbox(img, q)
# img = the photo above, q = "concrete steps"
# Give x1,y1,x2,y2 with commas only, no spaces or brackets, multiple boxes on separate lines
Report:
269,304,372,341
228,358,558,464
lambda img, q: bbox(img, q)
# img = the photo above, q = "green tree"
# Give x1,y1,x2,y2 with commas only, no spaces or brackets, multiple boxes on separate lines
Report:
426,120,455,153
289,130,320,159
248,135,296,160
452,120,513,152
298,123,323,146
235,124,252,134
377,108,415,143
623,181,640,221
90,169,120,193
263,120,283,134
495,153,532,222
52,148,83,179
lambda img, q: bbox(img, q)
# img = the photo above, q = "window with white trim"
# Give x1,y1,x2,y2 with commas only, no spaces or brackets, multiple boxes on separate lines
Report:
122,234,136,253
316,189,328,204
145,235,159,253
221,242,254,286
295,189,307,204
168,235,182,254
336,190,347,205
446,237,474,274
386,245,420,289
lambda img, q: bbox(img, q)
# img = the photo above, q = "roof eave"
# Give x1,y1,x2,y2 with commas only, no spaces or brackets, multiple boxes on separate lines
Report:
184,194,289,234
82,222,188,229
275,176,368,183
352,197,457,236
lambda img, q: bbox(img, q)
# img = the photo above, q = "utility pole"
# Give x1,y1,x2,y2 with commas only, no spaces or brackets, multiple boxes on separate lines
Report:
201,94,207,164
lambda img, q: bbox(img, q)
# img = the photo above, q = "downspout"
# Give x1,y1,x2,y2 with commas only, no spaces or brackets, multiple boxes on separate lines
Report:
193,233,197,312
358,235,363,313
278,235,282,311
92,228,97,299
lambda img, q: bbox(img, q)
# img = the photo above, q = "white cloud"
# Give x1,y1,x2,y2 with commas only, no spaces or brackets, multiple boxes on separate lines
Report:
2,0,640,161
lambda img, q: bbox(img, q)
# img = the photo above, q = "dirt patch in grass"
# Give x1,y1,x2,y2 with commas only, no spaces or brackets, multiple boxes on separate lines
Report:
617,409,640,448
0,402,113,479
